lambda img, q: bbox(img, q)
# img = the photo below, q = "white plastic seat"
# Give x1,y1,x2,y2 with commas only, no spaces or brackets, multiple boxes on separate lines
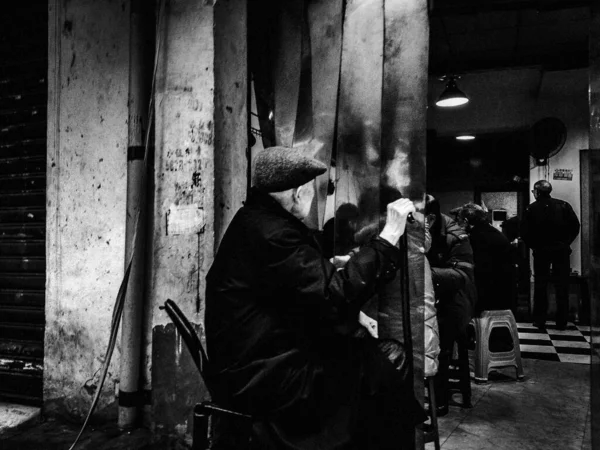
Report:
468,309,525,382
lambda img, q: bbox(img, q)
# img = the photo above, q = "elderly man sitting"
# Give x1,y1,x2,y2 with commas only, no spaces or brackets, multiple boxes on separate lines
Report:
454,203,514,315
205,146,424,449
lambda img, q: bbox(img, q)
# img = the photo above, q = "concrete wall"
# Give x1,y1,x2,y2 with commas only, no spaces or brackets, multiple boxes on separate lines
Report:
45,0,129,418
428,68,588,273
148,0,216,440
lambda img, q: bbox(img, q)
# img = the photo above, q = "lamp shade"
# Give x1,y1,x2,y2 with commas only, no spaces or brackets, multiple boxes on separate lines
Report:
436,79,469,107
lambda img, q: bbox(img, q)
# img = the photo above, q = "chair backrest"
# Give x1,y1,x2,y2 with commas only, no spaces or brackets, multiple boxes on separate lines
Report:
160,299,210,386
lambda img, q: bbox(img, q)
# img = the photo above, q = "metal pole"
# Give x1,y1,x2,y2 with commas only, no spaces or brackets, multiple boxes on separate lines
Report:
119,0,153,429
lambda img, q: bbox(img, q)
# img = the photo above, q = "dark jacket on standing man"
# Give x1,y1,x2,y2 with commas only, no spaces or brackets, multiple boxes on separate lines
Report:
521,196,580,252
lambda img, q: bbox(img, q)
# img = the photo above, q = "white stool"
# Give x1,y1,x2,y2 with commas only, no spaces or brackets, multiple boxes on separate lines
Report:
469,310,525,382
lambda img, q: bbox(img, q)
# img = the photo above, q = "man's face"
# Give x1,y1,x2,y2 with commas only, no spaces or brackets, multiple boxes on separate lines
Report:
532,188,538,199
425,213,437,229
456,215,470,232
294,181,315,221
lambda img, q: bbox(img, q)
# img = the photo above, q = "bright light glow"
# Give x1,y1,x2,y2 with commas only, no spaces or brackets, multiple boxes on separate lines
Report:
436,97,469,107
268,110,274,121
456,135,475,141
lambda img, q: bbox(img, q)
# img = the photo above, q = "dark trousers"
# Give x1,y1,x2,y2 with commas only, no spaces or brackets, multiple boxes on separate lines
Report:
216,336,425,450
434,313,467,409
533,248,571,326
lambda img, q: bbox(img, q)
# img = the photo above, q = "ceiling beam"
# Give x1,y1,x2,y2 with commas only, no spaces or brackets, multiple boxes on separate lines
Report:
430,0,591,17
429,46,588,75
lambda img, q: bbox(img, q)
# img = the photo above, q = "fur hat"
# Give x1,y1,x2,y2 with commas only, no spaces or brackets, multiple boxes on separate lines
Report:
252,146,327,192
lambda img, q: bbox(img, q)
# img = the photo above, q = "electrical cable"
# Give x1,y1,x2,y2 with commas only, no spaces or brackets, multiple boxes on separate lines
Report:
67,1,165,448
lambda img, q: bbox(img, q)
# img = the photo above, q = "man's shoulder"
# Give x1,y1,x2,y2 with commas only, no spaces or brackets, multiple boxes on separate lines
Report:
442,215,469,243
233,202,307,245
550,197,572,208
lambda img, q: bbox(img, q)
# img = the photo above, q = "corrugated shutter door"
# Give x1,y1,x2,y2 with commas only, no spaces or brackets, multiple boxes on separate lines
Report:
0,2,48,406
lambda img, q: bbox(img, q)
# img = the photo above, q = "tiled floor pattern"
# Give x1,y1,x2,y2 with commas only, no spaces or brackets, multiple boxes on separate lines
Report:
427,358,591,450
517,322,598,365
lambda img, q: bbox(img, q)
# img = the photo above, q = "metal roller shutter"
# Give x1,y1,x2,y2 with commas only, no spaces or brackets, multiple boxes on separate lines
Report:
0,1,48,406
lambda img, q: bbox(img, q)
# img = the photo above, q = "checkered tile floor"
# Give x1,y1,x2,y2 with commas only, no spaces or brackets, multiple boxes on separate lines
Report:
517,322,599,364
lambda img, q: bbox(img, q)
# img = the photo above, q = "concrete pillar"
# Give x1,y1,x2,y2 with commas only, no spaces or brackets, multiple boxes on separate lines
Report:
214,0,248,248
45,0,129,419
148,0,249,440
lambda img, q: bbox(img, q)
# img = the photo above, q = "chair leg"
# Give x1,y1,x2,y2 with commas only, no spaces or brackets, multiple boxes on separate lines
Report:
193,404,210,450
507,312,525,380
425,377,441,450
474,317,490,382
457,337,473,408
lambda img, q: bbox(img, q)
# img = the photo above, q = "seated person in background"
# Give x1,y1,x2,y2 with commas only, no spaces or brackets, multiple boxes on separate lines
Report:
205,146,424,450
351,209,440,379
321,203,360,259
455,203,516,353
425,195,477,416
455,203,515,315
500,215,520,243
422,215,441,379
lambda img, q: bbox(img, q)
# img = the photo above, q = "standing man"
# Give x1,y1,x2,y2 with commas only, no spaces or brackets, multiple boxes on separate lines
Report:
205,146,424,449
521,180,580,330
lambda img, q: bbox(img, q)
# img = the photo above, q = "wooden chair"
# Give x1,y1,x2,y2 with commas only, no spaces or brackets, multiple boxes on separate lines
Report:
160,299,252,449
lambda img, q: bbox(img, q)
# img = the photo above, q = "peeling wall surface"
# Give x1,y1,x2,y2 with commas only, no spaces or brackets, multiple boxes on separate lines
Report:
149,0,215,438
45,0,129,418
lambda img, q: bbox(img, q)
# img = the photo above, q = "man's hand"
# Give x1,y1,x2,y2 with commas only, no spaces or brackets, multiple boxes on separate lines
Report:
359,311,378,338
330,255,351,269
379,198,416,246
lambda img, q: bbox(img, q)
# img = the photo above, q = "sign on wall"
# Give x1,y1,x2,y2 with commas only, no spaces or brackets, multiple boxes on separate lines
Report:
553,168,573,181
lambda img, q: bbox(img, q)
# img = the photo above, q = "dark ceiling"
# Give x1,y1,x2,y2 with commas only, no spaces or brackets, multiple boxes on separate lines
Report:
429,0,591,75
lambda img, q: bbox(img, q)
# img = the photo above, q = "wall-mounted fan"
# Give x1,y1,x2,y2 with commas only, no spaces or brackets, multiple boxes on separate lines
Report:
529,117,567,166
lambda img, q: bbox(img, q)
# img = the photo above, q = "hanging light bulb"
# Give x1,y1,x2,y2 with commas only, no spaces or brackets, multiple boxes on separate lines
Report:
436,76,469,108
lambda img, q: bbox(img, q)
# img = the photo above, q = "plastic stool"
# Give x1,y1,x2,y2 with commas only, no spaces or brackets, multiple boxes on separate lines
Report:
423,377,440,450
469,309,524,382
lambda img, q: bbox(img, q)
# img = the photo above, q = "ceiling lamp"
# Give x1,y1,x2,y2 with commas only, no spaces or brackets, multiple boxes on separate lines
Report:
436,76,469,108
456,135,475,141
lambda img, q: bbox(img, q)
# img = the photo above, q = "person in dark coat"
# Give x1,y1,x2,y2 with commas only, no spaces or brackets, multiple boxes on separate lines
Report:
455,203,515,315
521,180,580,330
425,195,477,416
205,146,423,449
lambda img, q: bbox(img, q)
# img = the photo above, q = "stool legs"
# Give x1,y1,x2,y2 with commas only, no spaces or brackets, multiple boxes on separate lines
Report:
424,377,441,450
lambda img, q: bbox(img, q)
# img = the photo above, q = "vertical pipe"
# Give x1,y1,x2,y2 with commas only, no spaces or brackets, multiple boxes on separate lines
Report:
119,0,153,429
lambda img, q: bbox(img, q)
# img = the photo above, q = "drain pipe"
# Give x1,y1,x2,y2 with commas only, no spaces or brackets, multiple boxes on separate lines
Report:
119,0,154,429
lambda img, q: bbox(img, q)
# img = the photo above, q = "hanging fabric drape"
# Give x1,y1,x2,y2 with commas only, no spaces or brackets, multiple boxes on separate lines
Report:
273,0,303,148
305,0,344,229
378,2,429,438
247,5,428,437
335,0,384,250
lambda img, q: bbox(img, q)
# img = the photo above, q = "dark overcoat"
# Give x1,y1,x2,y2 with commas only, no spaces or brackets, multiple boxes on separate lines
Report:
427,214,477,330
206,188,419,449
468,221,514,314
